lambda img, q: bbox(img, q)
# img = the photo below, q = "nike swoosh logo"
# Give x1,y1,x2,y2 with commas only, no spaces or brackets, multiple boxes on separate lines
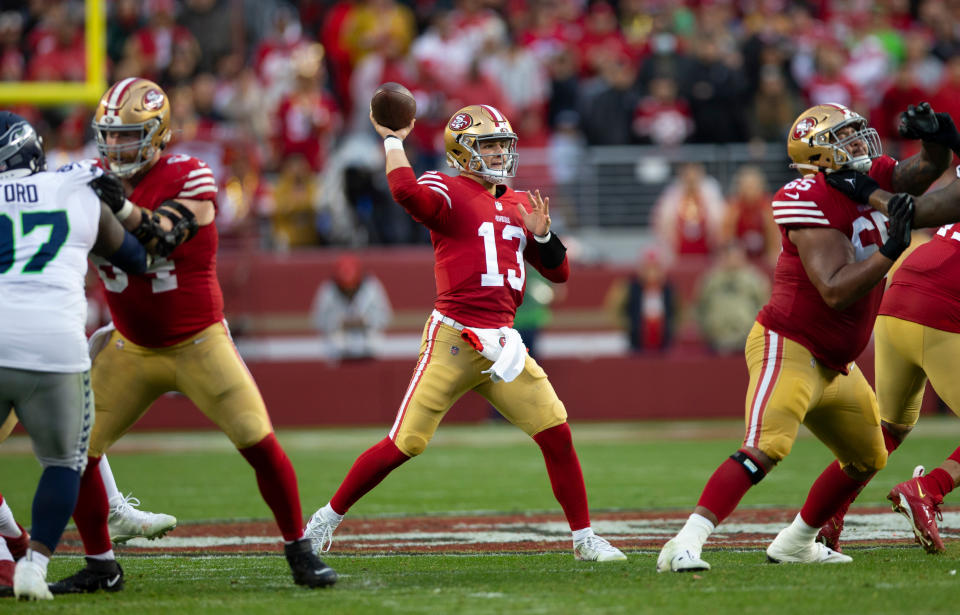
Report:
916,480,926,498
845,178,856,186
785,192,800,199
105,574,121,588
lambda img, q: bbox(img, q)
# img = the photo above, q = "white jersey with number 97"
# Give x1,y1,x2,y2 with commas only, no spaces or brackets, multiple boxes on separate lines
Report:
0,163,102,372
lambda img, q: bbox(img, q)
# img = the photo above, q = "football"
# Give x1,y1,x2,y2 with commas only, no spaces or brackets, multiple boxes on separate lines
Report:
370,82,417,130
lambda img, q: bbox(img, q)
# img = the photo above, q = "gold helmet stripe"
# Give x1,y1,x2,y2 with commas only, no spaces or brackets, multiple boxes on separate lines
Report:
104,77,139,117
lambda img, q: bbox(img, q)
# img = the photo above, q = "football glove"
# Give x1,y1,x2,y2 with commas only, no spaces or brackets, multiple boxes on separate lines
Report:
898,102,960,154
825,169,880,204
89,171,126,214
879,193,914,261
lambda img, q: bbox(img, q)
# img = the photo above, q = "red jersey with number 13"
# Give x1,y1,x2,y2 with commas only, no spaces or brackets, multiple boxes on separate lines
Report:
756,156,896,372
93,154,222,347
387,167,570,328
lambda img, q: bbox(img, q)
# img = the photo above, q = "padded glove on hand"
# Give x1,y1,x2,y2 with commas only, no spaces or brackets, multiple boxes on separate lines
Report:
825,169,880,204
898,102,960,154
879,193,914,261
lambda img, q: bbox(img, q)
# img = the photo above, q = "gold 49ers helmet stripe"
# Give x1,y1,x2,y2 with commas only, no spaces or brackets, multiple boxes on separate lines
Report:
745,328,783,448
104,77,138,116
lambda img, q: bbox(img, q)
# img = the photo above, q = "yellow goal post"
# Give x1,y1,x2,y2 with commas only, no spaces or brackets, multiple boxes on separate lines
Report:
0,0,106,106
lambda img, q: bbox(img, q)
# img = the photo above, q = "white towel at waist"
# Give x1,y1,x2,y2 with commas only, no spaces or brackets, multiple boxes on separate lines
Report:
459,326,527,383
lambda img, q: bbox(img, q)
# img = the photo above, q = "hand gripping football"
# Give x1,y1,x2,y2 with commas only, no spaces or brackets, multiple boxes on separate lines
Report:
370,82,416,130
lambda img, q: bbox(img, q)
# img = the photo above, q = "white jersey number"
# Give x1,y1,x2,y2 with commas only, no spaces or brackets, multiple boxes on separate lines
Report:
94,255,178,294
478,221,527,290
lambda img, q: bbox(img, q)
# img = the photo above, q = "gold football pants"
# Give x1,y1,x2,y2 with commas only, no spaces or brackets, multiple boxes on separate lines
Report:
874,314,960,425
742,322,886,474
388,315,567,457
88,321,272,456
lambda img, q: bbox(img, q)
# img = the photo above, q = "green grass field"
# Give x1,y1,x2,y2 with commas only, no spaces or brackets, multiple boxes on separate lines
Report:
2,417,960,614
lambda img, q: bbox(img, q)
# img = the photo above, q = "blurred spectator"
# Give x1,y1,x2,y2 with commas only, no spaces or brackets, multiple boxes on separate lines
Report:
268,155,320,250
651,162,726,257
578,51,639,145
606,247,676,354
932,55,960,135
872,61,927,146
632,74,693,146
901,27,943,94
546,45,580,129
127,0,198,83
721,165,780,266
695,242,771,355
311,254,393,361
750,64,802,143
179,0,239,74
106,0,142,64
681,33,749,143
26,2,85,81
272,43,340,172
0,11,24,81
803,43,862,110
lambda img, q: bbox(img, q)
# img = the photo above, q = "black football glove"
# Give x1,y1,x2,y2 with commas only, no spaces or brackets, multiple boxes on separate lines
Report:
898,102,960,154
89,171,127,214
825,168,880,204
879,193,914,261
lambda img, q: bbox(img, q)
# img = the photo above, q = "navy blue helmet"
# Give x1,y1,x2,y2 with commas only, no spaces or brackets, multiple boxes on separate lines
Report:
0,111,45,175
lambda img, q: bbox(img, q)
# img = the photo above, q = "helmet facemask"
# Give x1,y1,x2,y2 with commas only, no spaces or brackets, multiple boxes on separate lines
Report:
815,119,882,174
93,118,164,178
450,133,519,184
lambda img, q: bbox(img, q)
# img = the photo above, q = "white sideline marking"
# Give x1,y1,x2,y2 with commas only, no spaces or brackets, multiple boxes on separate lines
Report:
117,513,960,549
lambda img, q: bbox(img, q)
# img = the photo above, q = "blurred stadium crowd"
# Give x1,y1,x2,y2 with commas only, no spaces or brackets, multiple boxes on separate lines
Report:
3,0,960,250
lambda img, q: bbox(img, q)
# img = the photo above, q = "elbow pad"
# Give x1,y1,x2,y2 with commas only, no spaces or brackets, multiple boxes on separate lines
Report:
132,200,199,257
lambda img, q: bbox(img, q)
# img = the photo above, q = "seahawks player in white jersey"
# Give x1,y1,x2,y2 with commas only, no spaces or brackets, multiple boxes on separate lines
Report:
0,111,150,601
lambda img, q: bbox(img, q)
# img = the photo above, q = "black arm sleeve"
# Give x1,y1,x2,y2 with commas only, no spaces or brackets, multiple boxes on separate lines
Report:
536,232,567,269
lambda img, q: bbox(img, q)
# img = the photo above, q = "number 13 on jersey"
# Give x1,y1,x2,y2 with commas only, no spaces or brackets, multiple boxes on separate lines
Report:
479,221,526,290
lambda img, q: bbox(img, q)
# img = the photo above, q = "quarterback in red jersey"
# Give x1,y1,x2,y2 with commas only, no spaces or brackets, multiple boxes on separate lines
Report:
50,78,337,593
304,104,626,562
658,102,953,573
809,103,960,554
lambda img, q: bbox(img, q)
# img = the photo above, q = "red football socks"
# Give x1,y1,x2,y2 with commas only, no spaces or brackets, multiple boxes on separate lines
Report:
329,437,410,515
696,452,758,524
72,456,113,555
239,433,303,542
533,423,590,531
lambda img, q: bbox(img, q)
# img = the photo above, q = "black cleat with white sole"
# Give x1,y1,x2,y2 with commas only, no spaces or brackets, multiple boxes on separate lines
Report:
285,538,337,588
49,557,124,594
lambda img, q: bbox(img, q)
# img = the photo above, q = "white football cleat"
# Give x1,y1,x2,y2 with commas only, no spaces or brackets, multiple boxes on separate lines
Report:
766,526,852,564
657,537,710,572
14,559,52,601
304,507,341,554
574,534,627,562
108,493,177,543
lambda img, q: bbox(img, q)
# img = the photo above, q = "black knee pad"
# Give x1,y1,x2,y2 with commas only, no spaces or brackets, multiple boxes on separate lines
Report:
730,450,766,484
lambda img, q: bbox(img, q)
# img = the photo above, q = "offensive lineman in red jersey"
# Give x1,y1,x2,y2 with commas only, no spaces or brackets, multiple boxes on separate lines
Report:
658,102,953,572
49,78,337,592
810,103,960,554
303,104,627,562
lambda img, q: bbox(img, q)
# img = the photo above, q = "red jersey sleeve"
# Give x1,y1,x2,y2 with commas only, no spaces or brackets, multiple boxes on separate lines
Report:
386,167,453,231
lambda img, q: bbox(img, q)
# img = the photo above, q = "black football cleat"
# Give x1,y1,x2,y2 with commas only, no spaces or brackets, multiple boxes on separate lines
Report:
49,557,124,594
285,538,337,588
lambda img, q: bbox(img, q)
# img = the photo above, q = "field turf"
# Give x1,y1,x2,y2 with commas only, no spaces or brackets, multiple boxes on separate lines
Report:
2,417,959,614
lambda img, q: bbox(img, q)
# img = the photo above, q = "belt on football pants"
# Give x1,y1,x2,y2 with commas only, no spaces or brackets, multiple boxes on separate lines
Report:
431,309,465,331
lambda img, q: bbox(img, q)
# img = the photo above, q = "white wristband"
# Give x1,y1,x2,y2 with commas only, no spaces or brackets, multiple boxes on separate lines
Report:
383,136,404,153
533,231,552,243
115,199,135,222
